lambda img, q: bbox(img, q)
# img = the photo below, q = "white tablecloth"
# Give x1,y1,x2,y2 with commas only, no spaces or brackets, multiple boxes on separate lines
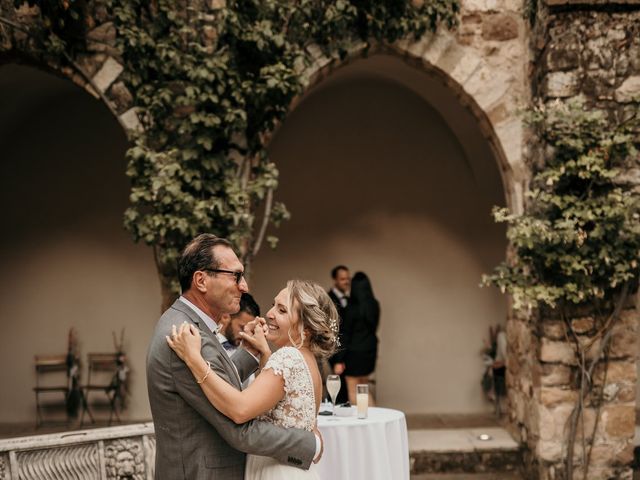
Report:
316,407,409,480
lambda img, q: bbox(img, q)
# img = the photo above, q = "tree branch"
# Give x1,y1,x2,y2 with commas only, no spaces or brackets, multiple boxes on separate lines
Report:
252,187,273,258
565,283,630,478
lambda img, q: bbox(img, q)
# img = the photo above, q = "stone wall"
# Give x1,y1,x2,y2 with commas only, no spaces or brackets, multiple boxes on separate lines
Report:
508,7,640,478
0,1,138,133
536,9,640,116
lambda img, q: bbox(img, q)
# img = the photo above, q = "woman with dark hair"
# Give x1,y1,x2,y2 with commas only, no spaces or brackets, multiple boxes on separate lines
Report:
342,271,380,406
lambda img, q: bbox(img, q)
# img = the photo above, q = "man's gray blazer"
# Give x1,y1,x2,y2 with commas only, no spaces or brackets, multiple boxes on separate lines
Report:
147,299,316,479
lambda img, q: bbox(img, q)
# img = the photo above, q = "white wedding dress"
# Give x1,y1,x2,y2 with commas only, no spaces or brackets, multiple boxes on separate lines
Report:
245,346,320,480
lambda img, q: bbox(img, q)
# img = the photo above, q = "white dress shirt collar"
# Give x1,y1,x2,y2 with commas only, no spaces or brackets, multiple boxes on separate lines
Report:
179,296,218,334
331,287,349,308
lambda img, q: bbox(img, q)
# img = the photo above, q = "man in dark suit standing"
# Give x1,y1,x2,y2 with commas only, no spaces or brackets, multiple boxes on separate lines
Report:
147,234,320,479
327,265,351,404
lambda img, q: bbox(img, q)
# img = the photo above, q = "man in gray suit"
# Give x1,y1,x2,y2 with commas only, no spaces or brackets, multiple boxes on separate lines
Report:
147,234,319,479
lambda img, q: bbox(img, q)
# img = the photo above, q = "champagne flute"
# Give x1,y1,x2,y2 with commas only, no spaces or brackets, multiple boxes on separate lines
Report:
326,374,341,415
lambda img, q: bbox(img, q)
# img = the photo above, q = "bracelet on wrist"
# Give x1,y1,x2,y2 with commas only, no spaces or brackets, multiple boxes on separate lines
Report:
197,360,212,384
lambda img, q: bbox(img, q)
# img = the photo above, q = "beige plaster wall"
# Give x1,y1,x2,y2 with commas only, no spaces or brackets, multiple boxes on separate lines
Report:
0,65,159,423
0,57,509,423
252,65,508,414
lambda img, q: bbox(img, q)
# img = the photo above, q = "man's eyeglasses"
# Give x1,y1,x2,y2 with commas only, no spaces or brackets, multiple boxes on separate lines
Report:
204,269,245,285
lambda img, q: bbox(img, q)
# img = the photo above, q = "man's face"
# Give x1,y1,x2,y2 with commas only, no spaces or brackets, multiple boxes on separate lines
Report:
226,311,255,346
203,246,248,318
333,269,351,294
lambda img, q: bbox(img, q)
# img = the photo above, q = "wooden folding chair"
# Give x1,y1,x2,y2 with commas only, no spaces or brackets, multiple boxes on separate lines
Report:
81,353,122,426
33,355,70,428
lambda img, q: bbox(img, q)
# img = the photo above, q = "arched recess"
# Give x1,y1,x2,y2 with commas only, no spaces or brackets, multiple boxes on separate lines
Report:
0,63,158,424
289,36,528,214
251,42,525,413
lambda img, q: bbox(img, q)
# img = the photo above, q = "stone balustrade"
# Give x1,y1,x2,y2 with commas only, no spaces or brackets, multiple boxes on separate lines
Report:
0,423,155,480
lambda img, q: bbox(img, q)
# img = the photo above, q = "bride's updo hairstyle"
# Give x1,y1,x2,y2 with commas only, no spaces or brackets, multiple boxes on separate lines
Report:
286,280,339,358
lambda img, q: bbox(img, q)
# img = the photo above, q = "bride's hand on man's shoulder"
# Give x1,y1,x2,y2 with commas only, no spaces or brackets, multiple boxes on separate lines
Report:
166,322,202,362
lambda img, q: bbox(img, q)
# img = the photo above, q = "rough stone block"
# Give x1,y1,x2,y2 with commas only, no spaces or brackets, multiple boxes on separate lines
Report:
539,404,573,444
467,69,513,111
92,57,124,93
571,317,594,335
460,0,499,11
420,32,455,67
493,117,523,170
615,76,640,103
481,14,519,41
545,71,579,98
615,384,636,403
629,45,640,71
120,108,142,132
449,51,482,85
109,82,134,114
595,361,637,385
579,335,602,362
603,404,635,439
609,313,639,360
542,320,566,340
87,22,116,45
540,339,577,365
585,38,614,70
583,69,617,100
540,364,572,386
546,36,580,71
540,387,578,407
536,439,563,462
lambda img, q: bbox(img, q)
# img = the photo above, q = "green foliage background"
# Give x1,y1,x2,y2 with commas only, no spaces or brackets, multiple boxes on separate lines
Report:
484,99,640,312
111,0,459,299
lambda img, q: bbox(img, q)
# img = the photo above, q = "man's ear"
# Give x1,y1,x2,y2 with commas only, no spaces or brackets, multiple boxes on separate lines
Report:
193,271,208,293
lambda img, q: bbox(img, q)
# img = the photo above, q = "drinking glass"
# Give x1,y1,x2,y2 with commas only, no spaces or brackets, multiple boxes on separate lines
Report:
356,384,369,419
326,374,341,415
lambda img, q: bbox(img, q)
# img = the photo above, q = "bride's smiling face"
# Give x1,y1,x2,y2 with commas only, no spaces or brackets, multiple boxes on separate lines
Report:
265,287,301,348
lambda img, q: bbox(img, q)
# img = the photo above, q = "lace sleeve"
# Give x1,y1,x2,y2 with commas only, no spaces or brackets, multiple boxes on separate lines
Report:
262,346,302,393
258,346,316,430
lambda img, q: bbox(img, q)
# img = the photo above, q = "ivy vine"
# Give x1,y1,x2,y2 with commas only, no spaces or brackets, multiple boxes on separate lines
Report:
485,99,639,310
112,0,459,305
484,98,640,478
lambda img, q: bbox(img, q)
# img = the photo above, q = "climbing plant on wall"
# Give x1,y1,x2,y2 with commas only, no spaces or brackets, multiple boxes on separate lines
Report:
484,99,639,310
484,98,640,477
114,0,458,307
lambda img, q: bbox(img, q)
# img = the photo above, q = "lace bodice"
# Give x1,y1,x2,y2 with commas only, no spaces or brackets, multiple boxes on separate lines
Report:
257,346,316,431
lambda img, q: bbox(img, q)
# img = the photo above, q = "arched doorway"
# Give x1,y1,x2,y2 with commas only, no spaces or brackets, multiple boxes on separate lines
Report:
251,54,508,414
0,64,158,424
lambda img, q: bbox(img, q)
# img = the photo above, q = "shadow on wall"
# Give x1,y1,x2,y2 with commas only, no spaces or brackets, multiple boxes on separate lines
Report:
0,64,160,424
251,67,507,414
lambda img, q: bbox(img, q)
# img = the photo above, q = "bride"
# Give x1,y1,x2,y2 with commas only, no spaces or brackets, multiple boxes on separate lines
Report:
167,279,339,479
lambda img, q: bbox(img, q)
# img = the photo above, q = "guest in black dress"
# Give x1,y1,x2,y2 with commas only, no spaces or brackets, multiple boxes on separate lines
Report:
342,271,379,406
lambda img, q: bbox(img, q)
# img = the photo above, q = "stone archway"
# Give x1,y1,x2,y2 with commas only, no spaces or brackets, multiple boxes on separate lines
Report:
259,14,528,412
287,9,530,215
0,62,161,424
251,14,528,413
0,3,139,135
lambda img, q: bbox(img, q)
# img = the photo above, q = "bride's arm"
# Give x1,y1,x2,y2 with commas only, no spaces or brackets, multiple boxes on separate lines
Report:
167,323,285,424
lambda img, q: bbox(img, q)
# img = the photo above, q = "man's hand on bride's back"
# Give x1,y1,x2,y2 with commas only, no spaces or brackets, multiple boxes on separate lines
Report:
166,322,202,364
239,317,270,357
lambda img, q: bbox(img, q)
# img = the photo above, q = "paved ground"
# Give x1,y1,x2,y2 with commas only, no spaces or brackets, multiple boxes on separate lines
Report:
405,413,503,430
411,474,522,479
409,427,519,453
3,413,640,480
